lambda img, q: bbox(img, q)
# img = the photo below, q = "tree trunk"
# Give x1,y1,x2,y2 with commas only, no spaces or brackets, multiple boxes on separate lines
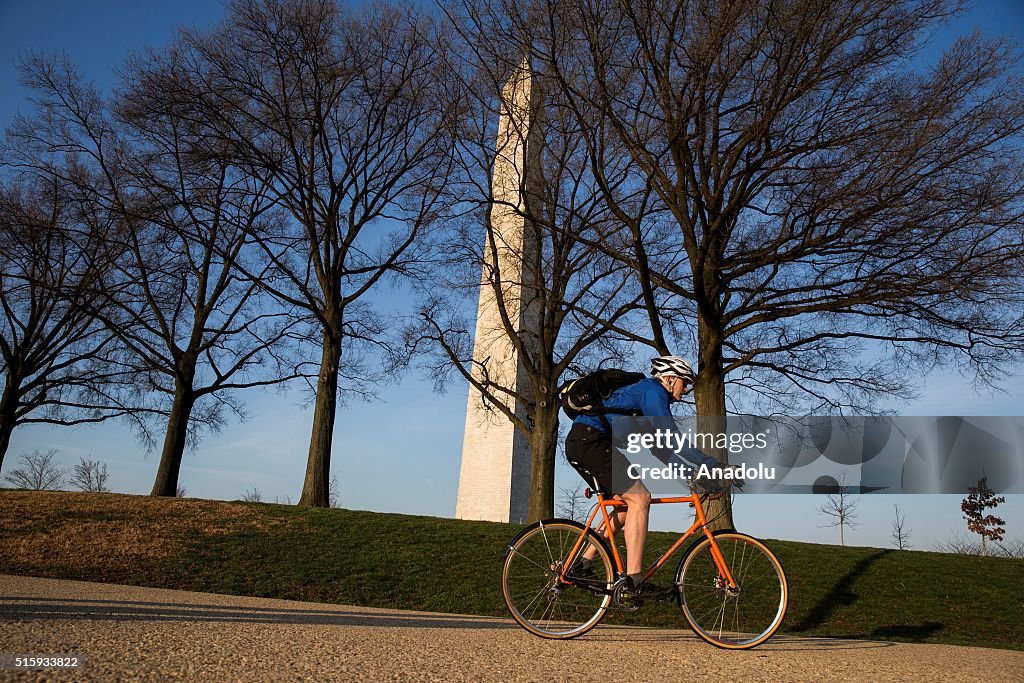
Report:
150,379,197,497
526,400,561,522
299,329,342,507
0,371,20,472
0,398,15,474
0,421,12,474
694,313,733,530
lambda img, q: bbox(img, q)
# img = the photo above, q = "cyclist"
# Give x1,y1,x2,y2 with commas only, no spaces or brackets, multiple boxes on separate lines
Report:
565,355,721,601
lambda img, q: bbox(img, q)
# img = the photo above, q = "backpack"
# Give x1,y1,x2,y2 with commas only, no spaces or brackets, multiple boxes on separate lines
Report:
558,369,646,420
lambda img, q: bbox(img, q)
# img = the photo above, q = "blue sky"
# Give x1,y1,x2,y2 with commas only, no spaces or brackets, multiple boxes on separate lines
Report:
1,0,1023,551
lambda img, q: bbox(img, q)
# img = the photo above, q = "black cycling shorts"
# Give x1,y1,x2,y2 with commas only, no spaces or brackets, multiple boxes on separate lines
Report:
565,423,639,495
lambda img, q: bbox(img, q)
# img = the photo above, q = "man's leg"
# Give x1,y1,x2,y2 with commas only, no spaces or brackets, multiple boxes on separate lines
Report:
618,482,651,579
565,425,632,567
580,508,626,562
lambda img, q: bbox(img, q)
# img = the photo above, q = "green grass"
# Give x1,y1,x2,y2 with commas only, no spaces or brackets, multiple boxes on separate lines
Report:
1,490,1021,650
170,505,514,615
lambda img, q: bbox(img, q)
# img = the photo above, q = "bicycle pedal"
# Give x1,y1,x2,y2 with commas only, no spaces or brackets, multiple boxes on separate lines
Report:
612,581,643,610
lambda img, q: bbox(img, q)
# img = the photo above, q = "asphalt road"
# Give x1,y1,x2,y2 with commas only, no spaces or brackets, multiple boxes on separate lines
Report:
1,574,1021,682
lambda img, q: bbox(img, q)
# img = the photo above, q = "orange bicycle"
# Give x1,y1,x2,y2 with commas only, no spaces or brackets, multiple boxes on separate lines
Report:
500,488,788,648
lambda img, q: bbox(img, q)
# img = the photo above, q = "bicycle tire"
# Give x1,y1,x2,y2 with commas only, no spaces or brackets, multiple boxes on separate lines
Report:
675,531,788,649
501,519,614,639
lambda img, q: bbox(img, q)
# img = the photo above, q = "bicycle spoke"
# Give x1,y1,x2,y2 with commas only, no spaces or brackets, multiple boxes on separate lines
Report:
505,546,552,574
502,521,613,639
677,533,788,649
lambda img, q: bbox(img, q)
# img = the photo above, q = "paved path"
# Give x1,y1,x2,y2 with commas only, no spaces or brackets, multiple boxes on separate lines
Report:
1,574,1021,682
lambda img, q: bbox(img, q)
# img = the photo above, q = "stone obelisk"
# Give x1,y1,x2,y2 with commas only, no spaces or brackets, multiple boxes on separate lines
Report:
455,60,541,524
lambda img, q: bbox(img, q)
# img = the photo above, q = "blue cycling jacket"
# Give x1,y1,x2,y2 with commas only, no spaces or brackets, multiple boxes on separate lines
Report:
574,377,718,469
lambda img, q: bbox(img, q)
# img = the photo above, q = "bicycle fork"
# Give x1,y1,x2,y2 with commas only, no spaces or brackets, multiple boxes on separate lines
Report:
704,530,741,595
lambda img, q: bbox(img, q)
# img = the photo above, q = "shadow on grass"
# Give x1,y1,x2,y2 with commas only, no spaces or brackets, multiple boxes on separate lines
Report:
791,549,893,632
0,597,516,630
870,622,945,642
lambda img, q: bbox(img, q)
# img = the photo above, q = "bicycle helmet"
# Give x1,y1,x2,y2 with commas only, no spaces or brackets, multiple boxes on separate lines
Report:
650,355,695,380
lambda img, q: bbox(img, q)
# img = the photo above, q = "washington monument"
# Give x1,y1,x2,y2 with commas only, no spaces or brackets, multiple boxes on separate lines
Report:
455,60,541,523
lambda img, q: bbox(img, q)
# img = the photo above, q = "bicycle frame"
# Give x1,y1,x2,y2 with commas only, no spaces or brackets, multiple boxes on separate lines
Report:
557,491,738,590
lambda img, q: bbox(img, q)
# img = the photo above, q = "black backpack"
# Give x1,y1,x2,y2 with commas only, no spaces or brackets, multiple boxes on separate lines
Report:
558,369,645,420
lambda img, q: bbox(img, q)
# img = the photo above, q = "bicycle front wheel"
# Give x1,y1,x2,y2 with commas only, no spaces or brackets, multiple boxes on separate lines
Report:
676,531,788,649
501,520,614,639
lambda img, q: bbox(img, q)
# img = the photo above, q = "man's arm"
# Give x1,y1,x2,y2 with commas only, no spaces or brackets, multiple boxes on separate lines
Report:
637,385,720,469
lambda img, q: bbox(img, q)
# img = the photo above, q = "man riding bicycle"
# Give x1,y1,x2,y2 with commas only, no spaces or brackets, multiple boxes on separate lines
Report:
565,355,721,601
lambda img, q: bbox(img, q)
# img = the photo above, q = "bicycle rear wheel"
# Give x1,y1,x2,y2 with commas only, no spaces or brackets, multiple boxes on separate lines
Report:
675,531,788,649
501,520,614,639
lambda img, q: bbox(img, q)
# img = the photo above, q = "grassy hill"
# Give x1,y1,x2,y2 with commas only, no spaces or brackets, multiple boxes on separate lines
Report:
1,490,1021,650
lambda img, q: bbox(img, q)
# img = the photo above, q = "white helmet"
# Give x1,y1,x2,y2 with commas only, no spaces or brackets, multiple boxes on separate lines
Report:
650,355,694,380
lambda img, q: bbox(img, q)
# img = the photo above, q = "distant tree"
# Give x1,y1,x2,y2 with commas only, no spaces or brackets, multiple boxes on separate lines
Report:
175,485,187,498
557,483,589,523
998,539,1024,559
69,457,110,493
932,535,1023,558
2,449,65,490
817,471,859,546
932,535,980,555
961,476,1006,557
241,488,263,503
891,503,911,551
328,474,341,509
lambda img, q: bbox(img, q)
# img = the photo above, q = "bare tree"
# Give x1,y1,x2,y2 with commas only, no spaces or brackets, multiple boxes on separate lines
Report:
0,172,138,470
406,22,657,519
557,483,589,522
933,536,1023,558
146,0,460,507
961,475,1006,557
817,471,859,546
8,53,308,497
328,473,341,509
996,539,1024,559
241,488,263,503
2,449,65,490
471,0,1024,528
69,456,110,493
932,535,978,555
891,503,911,550
175,485,187,498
